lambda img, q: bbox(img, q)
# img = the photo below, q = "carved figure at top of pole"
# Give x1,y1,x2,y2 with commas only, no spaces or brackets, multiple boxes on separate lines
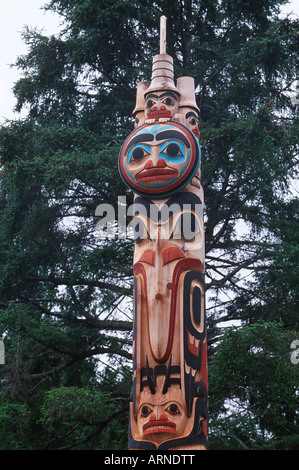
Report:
144,17,179,125
119,17,201,200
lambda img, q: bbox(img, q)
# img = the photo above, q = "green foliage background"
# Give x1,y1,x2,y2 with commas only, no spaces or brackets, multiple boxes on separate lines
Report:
0,0,298,450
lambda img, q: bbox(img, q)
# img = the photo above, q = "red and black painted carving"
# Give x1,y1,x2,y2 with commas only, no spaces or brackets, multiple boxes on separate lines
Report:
118,16,208,450
118,121,201,199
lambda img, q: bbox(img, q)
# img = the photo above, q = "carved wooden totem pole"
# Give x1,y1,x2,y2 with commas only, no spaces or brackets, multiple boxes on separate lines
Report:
118,17,208,450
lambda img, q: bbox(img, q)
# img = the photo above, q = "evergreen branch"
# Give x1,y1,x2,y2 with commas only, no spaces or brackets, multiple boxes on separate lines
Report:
205,254,260,289
23,275,132,296
53,404,129,450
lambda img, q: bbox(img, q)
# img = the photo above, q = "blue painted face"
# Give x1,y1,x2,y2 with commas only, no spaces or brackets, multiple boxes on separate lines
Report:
118,122,200,198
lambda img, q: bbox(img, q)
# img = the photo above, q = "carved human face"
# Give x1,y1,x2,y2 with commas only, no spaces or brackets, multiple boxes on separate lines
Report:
131,192,204,364
185,111,200,139
137,399,187,445
118,122,200,198
145,91,179,122
130,369,207,448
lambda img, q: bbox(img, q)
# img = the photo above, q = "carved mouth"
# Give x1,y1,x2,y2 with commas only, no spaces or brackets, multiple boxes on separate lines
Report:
136,168,178,182
143,419,176,434
147,110,171,119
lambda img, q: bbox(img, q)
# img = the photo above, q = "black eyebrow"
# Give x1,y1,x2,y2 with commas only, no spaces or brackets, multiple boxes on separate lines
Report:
156,130,190,148
145,94,159,100
124,133,154,154
186,111,199,120
146,92,178,101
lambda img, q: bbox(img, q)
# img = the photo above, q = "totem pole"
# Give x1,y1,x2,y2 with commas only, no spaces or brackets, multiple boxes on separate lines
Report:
118,17,208,450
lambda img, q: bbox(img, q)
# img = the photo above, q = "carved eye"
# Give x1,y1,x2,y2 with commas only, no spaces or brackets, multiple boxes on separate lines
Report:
187,114,199,126
146,99,155,108
163,97,174,106
140,405,152,417
131,147,147,161
163,143,182,158
166,403,180,415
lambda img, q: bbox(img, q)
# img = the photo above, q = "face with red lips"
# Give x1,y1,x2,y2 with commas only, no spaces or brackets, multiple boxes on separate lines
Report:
118,122,201,199
145,91,179,122
137,399,187,444
185,111,200,139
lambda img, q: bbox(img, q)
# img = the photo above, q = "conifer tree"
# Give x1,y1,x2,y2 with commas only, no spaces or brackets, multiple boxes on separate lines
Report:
0,0,298,449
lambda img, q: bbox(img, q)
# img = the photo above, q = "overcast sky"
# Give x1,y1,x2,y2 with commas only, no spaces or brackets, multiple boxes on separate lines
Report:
0,0,61,122
1,0,298,123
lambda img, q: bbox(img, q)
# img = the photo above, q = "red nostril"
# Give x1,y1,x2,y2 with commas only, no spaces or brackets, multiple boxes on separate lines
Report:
151,105,157,111
149,413,157,421
160,104,166,110
156,159,167,168
145,159,154,169
159,413,168,421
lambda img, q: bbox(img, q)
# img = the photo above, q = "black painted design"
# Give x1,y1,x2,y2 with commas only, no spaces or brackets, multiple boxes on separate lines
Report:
133,192,203,222
183,271,206,415
131,276,138,418
128,390,208,450
140,359,181,393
